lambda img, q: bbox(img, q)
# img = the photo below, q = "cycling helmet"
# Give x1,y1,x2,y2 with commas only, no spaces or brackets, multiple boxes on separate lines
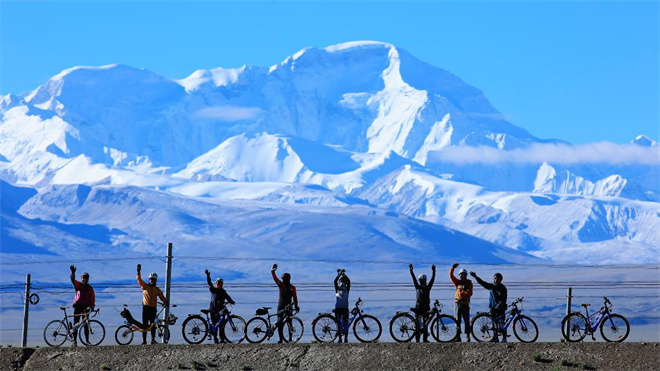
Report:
418,274,427,282
81,272,89,278
282,272,291,283
215,277,223,285
458,269,468,276
148,272,158,280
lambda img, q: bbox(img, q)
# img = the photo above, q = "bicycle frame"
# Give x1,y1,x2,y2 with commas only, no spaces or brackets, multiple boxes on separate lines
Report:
121,304,171,334
337,299,366,334
261,305,296,339
498,299,524,333
582,301,614,333
61,308,97,338
205,306,238,334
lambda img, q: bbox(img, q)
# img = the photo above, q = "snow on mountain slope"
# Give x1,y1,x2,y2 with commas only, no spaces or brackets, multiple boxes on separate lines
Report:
533,162,627,197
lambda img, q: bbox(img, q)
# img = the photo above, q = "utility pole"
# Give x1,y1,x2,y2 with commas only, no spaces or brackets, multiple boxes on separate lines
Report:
163,242,173,343
564,287,573,341
21,274,31,347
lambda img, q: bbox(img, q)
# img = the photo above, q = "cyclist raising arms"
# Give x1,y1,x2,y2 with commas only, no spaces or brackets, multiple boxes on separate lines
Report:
409,263,436,342
69,265,95,346
450,262,473,342
204,269,236,343
271,264,300,343
136,264,168,345
470,270,508,342
334,269,351,343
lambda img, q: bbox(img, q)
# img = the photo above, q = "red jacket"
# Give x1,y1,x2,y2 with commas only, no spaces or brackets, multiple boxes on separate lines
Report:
71,276,95,307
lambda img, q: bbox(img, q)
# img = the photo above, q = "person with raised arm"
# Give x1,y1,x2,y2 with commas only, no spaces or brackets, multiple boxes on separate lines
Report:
450,262,473,342
205,269,236,343
334,269,351,343
409,263,436,342
136,263,167,345
271,263,299,343
69,265,95,346
470,270,508,342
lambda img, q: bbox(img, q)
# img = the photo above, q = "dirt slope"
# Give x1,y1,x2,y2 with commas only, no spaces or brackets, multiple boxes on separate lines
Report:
2,342,658,371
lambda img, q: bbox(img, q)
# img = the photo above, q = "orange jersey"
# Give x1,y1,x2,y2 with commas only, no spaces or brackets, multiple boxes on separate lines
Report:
137,274,167,308
449,267,473,305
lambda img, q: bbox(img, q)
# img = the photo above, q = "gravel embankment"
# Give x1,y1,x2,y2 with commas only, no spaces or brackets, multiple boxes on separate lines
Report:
1,342,658,371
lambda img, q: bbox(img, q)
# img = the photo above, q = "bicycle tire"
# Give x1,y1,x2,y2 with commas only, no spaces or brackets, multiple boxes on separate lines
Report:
430,314,459,342
561,312,588,342
221,315,247,343
353,314,382,343
284,316,304,343
471,312,496,342
389,312,416,343
600,313,630,342
114,325,134,345
312,314,339,343
245,317,269,343
181,315,208,345
78,319,106,346
513,315,539,343
157,324,170,344
43,320,68,347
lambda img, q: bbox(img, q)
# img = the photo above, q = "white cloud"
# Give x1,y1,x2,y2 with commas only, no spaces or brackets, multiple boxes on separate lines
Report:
428,142,660,165
193,106,262,122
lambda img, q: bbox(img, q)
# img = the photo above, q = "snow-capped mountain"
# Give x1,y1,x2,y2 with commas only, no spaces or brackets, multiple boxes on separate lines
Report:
1,41,658,268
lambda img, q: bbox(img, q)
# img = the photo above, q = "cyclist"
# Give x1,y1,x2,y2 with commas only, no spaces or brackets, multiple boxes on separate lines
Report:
334,269,351,343
409,263,436,342
271,264,300,343
470,270,508,342
450,262,473,342
204,269,236,343
69,265,95,346
136,264,168,345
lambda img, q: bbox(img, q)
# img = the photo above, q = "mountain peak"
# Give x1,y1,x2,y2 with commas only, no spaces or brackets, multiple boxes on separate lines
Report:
632,135,657,147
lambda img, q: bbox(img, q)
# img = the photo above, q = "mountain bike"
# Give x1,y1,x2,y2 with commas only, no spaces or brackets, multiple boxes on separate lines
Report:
43,307,106,347
389,299,459,342
471,296,539,343
114,302,178,345
181,304,246,344
245,304,304,343
561,297,629,342
311,297,382,343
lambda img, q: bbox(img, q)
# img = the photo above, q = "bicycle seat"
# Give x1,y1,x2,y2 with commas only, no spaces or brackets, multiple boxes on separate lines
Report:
59,306,67,310
581,304,590,308
201,309,211,315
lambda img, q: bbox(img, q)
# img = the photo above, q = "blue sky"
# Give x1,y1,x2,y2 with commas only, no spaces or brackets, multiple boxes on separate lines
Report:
1,0,658,144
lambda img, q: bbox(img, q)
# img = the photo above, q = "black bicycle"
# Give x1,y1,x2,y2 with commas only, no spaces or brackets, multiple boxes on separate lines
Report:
561,297,630,342
245,304,304,343
181,304,246,344
389,299,459,342
471,297,539,343
312,297,382,343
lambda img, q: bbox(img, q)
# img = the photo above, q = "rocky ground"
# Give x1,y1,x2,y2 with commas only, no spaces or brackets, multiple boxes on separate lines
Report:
1,342,658,371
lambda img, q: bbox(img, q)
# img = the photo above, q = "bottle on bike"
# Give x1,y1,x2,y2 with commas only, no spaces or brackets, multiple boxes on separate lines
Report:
70,265,95,347
470,270,508,342
450,263,473,342
205,269,236,343
137,264,168,345
409,263,435,342
334,269,351,343
271,263,299,343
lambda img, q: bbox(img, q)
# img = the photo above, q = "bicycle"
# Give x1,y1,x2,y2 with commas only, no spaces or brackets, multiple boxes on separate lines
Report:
471,296,539,343
181,304,246,344
244,304,304,343
43,306,106,347
561,296,630,342
311,297,382,343
114,302,178,345
389,299,459,342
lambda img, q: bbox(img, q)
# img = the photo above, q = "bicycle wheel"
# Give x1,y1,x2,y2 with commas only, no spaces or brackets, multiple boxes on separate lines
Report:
156,324,170,344
389,313,416,343
353,314,382,343
430,314,459,342
513,315,539,343
562,313,588,342
312,314,339,343
43,320,69,347
114,325,134,345
181,315,208,345
600,314,630,342
284,316,304,343
221,315,247,343
245,317,269,343
78,319,106,346
471,313,497,342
